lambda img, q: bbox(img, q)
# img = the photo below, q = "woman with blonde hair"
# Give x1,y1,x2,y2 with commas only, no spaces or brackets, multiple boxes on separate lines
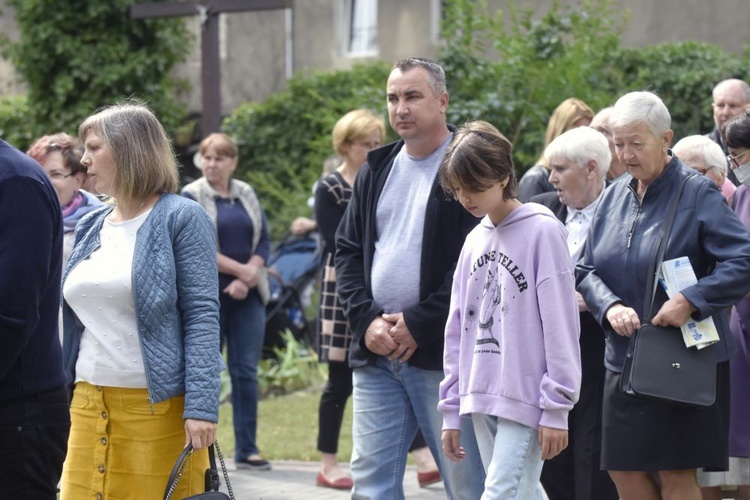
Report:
518,97,595,201
61,102,222,498
314,109,384,489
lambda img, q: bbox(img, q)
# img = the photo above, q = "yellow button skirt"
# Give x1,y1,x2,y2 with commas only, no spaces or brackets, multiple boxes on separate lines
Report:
61,382,209,499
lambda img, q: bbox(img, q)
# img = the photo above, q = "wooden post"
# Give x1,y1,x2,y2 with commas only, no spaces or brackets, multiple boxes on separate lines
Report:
131,0,290,136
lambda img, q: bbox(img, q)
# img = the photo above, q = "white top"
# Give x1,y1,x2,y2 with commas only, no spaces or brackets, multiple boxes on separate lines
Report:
564,184,606,263
63,209,152,388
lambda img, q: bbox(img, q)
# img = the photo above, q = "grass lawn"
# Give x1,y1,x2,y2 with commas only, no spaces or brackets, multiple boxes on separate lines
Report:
217,384,354,462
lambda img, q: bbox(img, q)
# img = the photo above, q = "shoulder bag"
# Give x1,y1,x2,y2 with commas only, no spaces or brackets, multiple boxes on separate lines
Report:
620,174,717,407
163,441,235,500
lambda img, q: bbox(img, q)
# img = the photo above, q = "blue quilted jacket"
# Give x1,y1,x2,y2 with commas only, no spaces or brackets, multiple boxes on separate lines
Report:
61,193,223,422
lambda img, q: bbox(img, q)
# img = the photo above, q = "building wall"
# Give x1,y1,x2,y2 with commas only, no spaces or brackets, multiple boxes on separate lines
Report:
1,0,748,117
0,1,23,96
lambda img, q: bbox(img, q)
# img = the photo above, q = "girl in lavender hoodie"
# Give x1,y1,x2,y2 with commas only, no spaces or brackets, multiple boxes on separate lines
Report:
437,120,581,499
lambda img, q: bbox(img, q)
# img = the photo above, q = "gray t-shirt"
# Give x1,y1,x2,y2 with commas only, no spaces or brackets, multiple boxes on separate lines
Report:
371,135,452,313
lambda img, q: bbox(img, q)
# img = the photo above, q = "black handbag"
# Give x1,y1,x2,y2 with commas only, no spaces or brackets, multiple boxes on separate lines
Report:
163,441,235,500
620,174,717,407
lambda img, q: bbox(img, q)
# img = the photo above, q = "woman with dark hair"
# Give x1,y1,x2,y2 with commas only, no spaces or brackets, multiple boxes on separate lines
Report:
698,109,750,500
27,132,103,268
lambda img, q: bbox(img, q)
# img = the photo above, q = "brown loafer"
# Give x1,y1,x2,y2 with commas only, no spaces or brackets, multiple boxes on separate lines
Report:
417,470,442,488
316,472,353,490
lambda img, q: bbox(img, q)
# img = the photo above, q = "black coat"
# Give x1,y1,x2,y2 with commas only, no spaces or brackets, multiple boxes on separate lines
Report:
334,132,478,370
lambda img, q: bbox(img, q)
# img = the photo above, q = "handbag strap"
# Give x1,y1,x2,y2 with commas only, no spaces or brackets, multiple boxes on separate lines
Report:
642,174,695,320
163,441,235,500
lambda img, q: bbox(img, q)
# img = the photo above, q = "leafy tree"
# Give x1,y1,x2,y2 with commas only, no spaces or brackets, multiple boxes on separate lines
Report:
1,0,191,148
223,63,392,239
613,41,749,142
440,0,629,168
0,95,32,148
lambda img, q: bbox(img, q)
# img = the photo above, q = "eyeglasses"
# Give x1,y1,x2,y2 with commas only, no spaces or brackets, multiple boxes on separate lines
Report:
727,150,750,168
48,172,74,180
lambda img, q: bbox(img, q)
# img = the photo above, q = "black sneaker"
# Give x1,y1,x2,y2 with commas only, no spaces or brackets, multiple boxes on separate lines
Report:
236,457,272,470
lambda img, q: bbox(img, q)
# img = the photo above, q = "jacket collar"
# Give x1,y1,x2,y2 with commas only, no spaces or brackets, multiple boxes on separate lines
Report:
627,152,683,200
365,123,457,171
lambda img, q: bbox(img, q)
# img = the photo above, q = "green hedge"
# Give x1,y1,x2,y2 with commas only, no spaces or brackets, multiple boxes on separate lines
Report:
0,95,32,149
222,0,748,237
222,63,393,239
0,0,191,150
2,0,748,238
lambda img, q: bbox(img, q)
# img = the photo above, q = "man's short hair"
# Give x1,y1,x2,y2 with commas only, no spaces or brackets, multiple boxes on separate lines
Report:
393,58,447,96
713,79,750,104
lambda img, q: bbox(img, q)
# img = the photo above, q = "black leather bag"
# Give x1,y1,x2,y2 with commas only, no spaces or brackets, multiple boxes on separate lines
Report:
163,442,234,500
622,323,716,406
620,174,717,408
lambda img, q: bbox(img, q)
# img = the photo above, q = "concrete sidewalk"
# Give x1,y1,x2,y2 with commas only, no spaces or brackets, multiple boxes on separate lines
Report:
220,459,447,499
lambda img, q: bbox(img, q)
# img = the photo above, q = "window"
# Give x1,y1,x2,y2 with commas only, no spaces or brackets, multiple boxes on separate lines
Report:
345,0,377,56
431,0,448,44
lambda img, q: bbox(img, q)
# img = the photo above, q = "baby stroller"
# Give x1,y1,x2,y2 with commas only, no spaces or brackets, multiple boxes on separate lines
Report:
264,232,322,357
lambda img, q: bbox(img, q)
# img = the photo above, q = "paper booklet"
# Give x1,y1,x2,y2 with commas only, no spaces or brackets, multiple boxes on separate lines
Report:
659,256,720,349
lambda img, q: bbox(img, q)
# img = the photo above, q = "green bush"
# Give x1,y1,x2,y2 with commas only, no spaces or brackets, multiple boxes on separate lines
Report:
0,0,191,144
0,95,33,150
440,0,627,168
221,0,749,239
611,41,749,142
223,63,393,240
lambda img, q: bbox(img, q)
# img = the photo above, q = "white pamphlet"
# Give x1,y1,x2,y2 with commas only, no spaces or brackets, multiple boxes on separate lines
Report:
659,256,720,349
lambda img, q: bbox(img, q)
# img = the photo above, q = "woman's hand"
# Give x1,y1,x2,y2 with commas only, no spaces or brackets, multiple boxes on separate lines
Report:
605,303,641,337
652,292,696,327
184,418,217,450
441,429,466,462
539,426,568,460
290,216,317,235
237,262,260,289
223,278,249,300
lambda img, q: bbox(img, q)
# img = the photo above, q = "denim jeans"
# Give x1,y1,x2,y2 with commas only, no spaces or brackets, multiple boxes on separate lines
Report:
220,290,266,460
0,386,70,500
472,413,546,500
351,357,485,500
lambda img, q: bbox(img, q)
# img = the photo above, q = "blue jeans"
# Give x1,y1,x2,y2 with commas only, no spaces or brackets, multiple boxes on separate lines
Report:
472,414,546,500
220,291,266,460
351,357,485,500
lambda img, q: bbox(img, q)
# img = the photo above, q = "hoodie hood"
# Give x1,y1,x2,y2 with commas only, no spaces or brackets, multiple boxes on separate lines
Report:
479,201,559,231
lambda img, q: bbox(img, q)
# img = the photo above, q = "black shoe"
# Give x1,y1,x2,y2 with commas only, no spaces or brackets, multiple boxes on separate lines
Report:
236,456,272,470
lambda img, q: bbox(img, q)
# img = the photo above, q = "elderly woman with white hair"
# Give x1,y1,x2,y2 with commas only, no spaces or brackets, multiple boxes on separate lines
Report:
576,91,750,499
532,126,619,500
673,134,736,202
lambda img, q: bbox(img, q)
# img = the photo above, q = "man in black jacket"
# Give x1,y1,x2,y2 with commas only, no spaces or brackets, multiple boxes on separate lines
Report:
706,78,749,185
531,126,619,500
0,139,70,499
335,58,484,499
